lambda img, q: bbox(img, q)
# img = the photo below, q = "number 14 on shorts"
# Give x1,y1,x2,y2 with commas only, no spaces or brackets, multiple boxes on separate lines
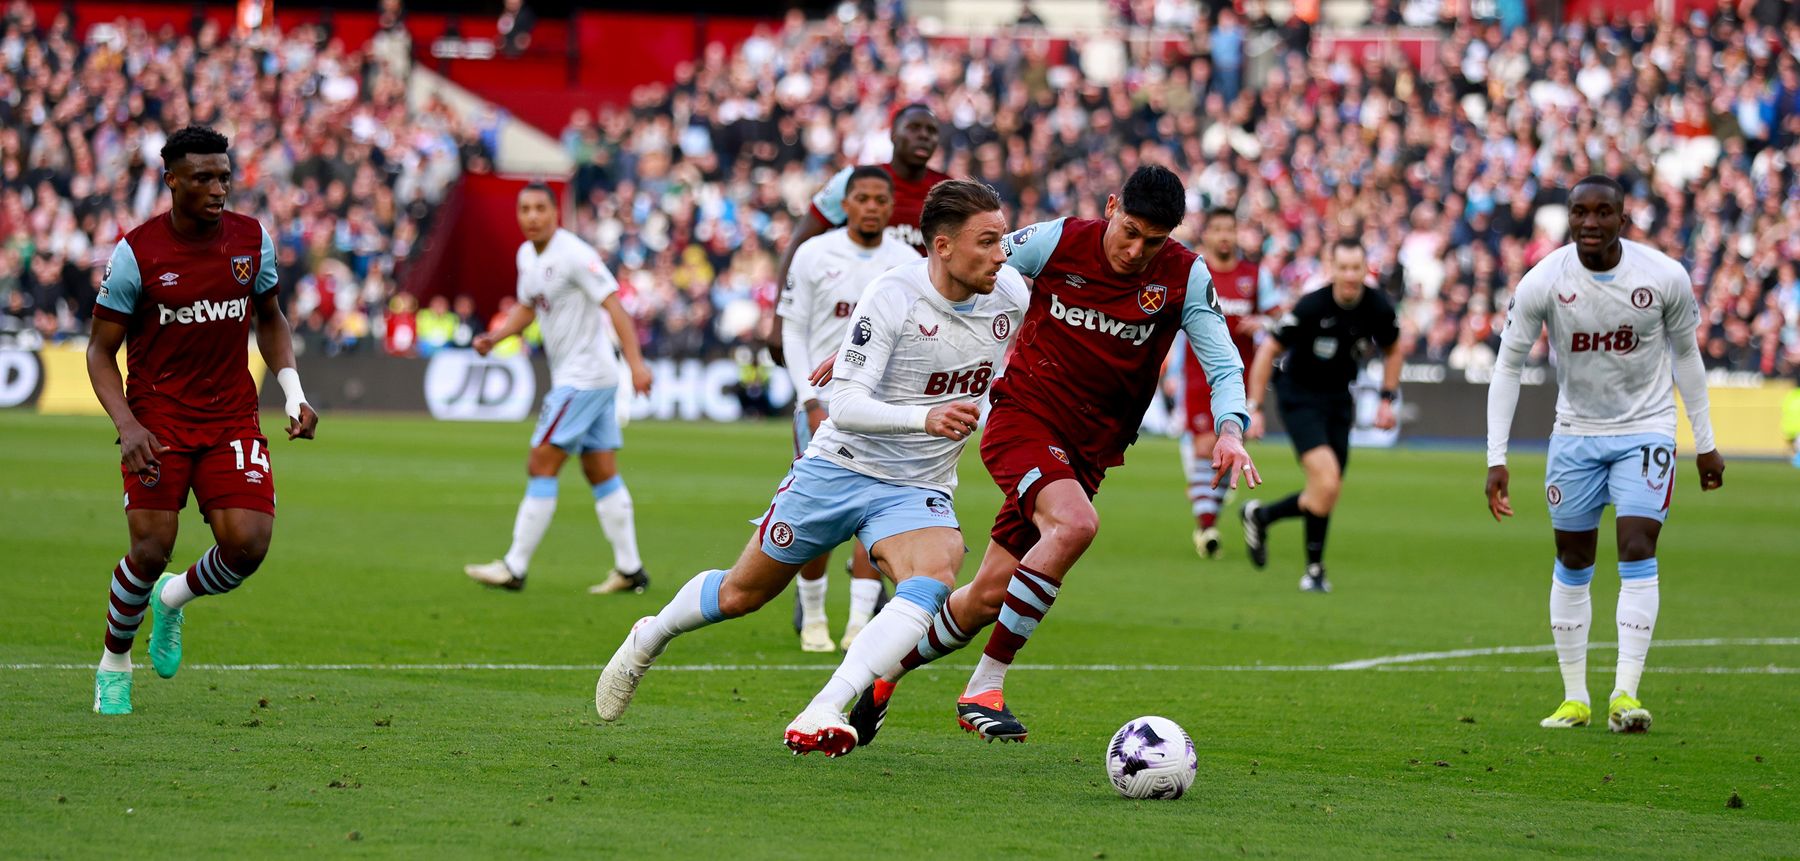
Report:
229,439,270,471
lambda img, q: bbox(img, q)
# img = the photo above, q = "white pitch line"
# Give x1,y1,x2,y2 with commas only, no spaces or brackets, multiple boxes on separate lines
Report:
1326,637,1800,670
4,663,1795,674
4,636,1796,674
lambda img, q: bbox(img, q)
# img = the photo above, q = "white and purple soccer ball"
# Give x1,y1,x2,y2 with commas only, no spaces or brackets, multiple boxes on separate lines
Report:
1105,715,1198,800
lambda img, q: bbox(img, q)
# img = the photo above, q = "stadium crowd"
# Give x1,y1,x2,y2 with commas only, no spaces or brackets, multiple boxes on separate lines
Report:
4,1,1800,378
0,0,492,355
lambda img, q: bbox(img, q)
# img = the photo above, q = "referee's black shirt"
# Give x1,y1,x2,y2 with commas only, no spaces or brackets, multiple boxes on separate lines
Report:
1272,285,1401,395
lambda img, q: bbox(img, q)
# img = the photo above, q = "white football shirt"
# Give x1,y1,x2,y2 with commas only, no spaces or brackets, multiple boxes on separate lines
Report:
516,228,620,390
1488,239,1709,465
777,227,918,394
808,260,1030,495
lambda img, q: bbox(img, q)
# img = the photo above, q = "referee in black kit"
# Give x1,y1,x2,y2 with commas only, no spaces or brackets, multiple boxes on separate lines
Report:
1240,239,1404,593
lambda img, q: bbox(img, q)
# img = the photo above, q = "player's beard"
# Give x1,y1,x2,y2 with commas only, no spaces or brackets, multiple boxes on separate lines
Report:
953,266,999,296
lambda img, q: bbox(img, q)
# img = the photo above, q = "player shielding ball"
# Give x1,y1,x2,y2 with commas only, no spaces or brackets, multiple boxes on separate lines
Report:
86,125,319,715
1179,207,1277,558
777,165,918,653
464,183,654,594
849,165,1260,744
594,181,1028,757
1486,175,1724,733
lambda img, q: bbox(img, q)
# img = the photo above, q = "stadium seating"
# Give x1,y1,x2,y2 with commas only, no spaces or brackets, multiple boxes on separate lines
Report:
3,1,1798,378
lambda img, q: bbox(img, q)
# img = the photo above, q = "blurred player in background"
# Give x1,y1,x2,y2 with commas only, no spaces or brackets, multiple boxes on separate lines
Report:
1178,207,1277,559
777,165,918,653
595,181,1029,758
1242,239,1402,594
86,125,319,715
777,103,948,270
1486,175,1724,733
851,165,1260,744
464,183,655,594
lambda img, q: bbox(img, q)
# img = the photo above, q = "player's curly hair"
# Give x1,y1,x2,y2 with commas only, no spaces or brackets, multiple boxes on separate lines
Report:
1119,165,1186,231
160,125,230,168
920,179,1002,242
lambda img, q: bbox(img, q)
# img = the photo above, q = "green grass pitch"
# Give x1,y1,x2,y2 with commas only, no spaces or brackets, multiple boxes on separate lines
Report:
2,411,1795,858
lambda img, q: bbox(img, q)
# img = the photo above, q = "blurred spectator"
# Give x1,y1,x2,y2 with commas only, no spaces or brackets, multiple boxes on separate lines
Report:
451,294,480,348
486,295,524,357
384,292,419,356
497,0,536,56
416,294,458,355
0,3,492,351
10,4,1800,382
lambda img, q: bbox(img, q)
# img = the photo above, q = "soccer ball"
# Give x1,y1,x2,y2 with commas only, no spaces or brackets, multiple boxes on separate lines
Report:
1105,716,1197,799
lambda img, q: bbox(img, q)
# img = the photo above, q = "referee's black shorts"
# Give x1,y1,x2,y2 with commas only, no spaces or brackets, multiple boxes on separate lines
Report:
1275,380,1354,471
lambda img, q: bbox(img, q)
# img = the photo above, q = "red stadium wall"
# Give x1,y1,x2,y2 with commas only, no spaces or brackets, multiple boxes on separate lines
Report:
33,3,771,133
402,173,570,318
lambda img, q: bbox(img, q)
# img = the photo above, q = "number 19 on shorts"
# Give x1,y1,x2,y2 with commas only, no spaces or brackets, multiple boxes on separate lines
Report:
1638,444,1672,481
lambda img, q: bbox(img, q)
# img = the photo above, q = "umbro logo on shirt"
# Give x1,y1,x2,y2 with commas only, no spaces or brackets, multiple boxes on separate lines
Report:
159,272,180,286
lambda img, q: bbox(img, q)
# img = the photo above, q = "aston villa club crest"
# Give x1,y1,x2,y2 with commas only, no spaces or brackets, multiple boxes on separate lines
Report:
992,314,1011,340
1631,287,1653,309
230,255,253,285
1138,283,1167,314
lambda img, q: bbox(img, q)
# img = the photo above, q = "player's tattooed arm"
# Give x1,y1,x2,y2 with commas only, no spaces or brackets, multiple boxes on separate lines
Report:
86,316,168,475
1211,418,1261,490
252,290,318,440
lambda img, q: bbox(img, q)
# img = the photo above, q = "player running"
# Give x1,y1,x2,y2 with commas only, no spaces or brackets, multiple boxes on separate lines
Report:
1486,175,1723,733
1178,207,1277,559
463,183,655,594
771,103,949,641
849,165,1261,744
778,165,918,653
1241,239,1403,593
594,180,1028,758
86,125,319,715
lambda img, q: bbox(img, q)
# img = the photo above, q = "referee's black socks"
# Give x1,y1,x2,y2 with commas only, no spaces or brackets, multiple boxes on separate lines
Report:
1260,494,1330,566
1303,513,1330,566
1262,493,1304,524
